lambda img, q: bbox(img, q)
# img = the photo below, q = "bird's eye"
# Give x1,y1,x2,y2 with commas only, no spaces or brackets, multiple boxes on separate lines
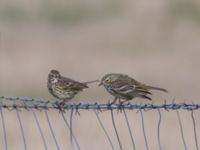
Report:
55,74,60,78
105,78,110,83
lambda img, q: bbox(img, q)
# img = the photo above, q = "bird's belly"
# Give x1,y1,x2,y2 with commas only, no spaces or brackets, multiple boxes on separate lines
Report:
51,85,73,99
106,87,130,99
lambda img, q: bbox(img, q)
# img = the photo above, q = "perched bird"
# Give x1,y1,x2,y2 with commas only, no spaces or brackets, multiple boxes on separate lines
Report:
99,73,167,104
48,70,98,106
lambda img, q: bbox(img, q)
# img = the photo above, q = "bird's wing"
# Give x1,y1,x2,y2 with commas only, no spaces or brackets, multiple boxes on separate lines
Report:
59,77,88,91
112,75,151,95
111,77,136,94
130,78,152,94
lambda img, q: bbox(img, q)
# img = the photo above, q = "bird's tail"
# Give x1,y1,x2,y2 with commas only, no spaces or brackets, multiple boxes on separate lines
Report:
84,80,99,85
147,86,168,92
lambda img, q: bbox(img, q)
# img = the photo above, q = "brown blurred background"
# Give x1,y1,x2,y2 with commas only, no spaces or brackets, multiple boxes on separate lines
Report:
1,0,200,102
0,0,200,149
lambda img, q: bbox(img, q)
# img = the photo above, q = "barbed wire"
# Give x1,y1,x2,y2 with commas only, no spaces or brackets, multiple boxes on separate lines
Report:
0,96,200,150
0,96,199,111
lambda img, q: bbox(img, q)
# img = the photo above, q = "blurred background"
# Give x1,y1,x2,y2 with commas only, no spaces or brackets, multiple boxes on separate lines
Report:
0,0,200,149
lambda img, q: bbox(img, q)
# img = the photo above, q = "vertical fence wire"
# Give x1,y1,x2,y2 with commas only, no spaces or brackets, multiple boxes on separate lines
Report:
0,109,8,150
139,110,149,150
70,109,74,148
191,110,199,150
110,109,123,150
32,110,48,150
157,109,162,150
60,111,80,150
16,109,27,150
93,110,115,150
122,109,136,150
176,110,188,150
45,110,60,150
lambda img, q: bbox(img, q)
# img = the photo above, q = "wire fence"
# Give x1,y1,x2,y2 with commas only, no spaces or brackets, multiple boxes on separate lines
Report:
0,96,199,150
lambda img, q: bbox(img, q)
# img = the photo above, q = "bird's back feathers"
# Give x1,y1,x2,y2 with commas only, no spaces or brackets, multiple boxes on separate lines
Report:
100,73,167,101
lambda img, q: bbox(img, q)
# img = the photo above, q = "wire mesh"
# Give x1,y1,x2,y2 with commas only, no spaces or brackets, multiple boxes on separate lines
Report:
0,96,200,150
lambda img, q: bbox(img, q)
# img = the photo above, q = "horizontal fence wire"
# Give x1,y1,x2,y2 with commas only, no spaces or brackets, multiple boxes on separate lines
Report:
0,96,199,111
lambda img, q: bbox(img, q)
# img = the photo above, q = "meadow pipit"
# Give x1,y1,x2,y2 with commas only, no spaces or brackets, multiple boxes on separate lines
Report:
99,73,167,104
48,70,98,106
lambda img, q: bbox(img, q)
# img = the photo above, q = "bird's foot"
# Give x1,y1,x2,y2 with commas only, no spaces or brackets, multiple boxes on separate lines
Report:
110,97,118,105
58,101,66,113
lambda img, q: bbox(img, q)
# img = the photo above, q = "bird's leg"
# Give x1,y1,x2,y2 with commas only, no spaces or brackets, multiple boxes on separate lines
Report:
117,99,124,113
118,99,125,105
118,99,122,105
58,100,66,113
59,100,66,107
119,99,128,105
110,97,118,105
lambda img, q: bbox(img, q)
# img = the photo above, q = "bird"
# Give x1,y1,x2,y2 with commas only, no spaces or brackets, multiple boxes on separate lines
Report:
99,73,167,104
47,70,99,107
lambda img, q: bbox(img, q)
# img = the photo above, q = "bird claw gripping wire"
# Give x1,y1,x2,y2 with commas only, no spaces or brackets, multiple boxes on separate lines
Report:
58,105,66,114
116,103,125,114
52,101,65,113
75,103,81,116
96,103,103,112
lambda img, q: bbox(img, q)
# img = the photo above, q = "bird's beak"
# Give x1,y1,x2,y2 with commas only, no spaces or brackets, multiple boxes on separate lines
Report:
98,82,103,86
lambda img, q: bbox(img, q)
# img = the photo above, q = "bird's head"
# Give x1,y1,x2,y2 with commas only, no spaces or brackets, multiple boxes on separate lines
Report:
99,73,119,86
48,70,61,83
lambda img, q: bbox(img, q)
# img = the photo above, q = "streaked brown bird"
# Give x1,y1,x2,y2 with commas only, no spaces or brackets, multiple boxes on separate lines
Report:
48,70,98,106
99,73,167,104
